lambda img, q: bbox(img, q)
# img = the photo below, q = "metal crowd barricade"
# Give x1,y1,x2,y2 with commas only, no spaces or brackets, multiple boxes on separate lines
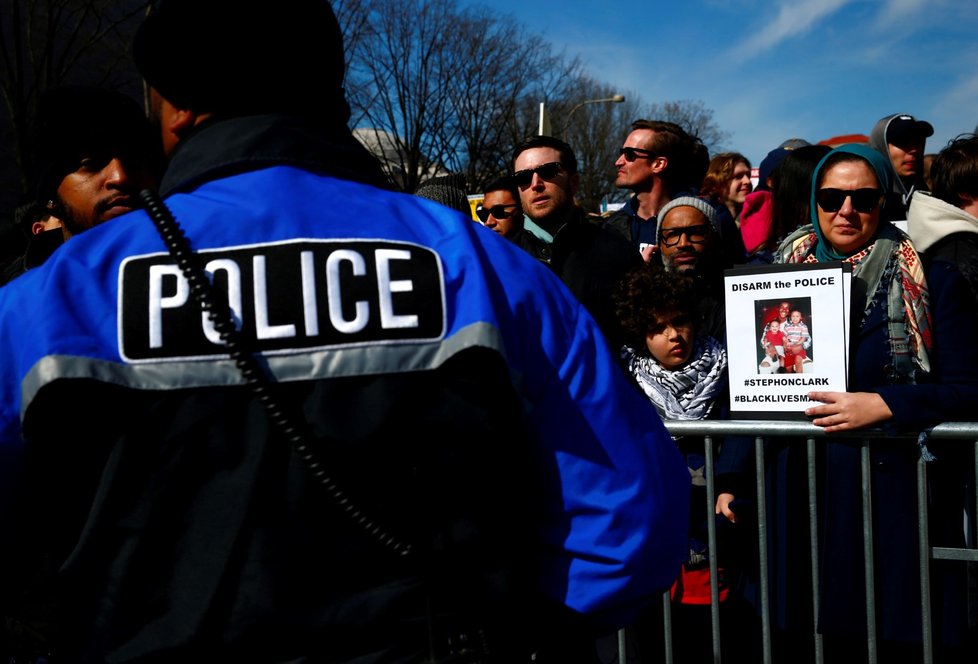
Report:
612,420,978,664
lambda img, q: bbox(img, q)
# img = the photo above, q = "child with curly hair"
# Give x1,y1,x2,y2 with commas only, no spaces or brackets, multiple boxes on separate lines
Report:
613,264,758,663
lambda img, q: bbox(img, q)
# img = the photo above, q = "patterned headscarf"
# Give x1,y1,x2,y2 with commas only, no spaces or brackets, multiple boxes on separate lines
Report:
809,143,892,262
779,144,931,379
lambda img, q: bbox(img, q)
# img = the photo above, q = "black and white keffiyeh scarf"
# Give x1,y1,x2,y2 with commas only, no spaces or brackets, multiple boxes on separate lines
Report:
623,336,728,420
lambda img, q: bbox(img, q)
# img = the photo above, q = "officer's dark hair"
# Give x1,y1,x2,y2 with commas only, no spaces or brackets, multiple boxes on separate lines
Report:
133,0,349,123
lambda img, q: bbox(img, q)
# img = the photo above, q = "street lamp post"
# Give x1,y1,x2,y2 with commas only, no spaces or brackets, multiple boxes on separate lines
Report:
537,95,625,137
566,94,626,126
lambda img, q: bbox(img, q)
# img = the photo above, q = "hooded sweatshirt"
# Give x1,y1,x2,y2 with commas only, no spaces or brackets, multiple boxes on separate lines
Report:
907,190,978,302
908,191,978,253
868,114,927,223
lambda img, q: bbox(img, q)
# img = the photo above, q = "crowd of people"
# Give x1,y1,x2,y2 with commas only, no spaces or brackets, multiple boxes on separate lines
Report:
465,74,978,664
1,1,977,663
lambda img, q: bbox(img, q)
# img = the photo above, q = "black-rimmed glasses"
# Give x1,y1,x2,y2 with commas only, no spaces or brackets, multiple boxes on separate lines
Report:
476,204,519,223
618,147,657,162
513,162,564,188
815,188,884,213
658,224,711,247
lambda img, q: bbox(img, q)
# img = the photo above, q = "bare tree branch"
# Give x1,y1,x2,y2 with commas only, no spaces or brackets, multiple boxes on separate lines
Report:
345,0,460,191
645,99,730,154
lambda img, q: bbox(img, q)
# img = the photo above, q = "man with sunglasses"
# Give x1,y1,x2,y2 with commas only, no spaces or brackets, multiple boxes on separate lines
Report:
478,176,550,261
605,120,699,261
512,135,640,350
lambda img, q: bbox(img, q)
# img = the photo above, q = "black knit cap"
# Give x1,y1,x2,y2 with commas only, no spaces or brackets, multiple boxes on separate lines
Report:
133,0,348,120
29,85,160,208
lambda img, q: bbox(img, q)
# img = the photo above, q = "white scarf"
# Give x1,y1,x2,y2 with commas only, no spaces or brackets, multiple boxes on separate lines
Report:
623,336,728,420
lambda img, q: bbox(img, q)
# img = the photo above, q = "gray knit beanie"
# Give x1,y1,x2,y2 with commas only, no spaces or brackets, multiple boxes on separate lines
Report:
656,196,722,239
415,173,471,217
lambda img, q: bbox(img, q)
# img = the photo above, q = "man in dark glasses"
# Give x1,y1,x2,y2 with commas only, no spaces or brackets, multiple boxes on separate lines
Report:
868,113,934,227
511,135,640,350
605,120,700,261
511,136,579,236
479,176,550,261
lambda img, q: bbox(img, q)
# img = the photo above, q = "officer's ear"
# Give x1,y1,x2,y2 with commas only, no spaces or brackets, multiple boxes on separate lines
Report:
168,107,196,136
150,87,201,157
161,104,197,150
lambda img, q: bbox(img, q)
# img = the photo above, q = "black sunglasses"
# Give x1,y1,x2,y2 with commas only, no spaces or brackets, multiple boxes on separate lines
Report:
513,162,564,187
658,224,711,247
618,147,657,162
476,204,519,223
816,188,884,213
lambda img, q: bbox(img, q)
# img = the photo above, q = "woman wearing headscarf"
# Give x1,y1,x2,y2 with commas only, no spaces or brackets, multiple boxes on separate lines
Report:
764,144,978,662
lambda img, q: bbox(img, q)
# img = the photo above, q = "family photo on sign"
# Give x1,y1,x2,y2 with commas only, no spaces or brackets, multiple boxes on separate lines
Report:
756,298,814,374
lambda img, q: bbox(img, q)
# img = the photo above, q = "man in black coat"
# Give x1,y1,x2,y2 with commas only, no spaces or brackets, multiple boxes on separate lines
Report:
512,135,641,351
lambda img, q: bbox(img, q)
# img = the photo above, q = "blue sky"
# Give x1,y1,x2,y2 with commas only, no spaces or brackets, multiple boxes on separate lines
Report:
462,0,978,167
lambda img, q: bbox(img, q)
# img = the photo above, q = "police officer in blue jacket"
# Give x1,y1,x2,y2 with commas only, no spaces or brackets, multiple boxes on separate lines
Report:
0,2,689,662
